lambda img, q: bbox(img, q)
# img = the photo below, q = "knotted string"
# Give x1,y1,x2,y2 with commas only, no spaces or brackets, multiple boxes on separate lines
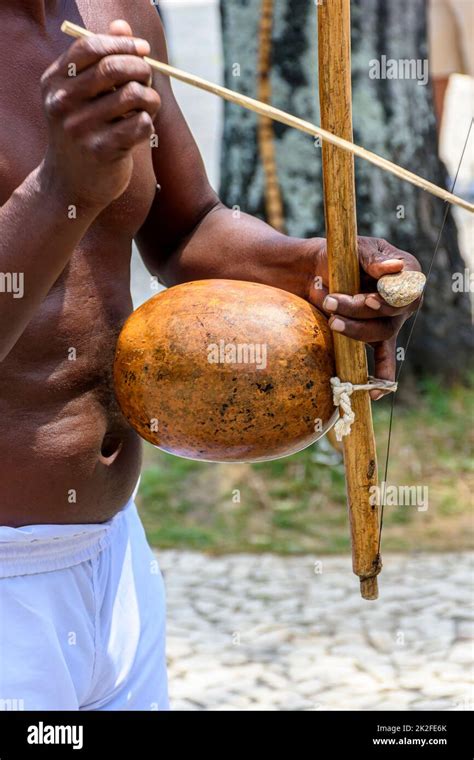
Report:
330,376,398,441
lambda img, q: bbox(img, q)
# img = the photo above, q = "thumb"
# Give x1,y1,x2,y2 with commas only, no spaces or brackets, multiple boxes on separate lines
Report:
308,278,329,312
108,19,152,88
109,19,134,36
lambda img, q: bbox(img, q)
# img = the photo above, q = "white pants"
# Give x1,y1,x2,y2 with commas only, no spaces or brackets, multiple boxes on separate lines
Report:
0,495,168,711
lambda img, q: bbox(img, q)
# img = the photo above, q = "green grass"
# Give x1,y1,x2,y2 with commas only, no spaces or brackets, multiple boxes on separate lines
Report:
137,381,474,555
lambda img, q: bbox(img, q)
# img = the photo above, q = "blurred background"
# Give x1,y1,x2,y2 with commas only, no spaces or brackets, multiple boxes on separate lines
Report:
131,0,473,710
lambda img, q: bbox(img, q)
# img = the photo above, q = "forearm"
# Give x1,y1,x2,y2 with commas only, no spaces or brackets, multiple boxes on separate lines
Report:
158,203,320,299
0,162,99,361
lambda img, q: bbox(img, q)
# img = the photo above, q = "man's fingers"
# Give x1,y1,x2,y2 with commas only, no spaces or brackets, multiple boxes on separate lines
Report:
357,237,422,281
85,110,155,160
321,291,418,319
363,257,405,280
108,23,153,86
371,338,397,399
76,55,153,99
308,278,329,310
42,34,151,85
66,35,151,74
44,56,155,114
109,19,134,36
63,82,160,136
328,314,402,344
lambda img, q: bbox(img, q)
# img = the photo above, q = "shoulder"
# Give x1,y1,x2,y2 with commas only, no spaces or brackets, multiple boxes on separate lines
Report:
88,0,168,57
115,0,166,52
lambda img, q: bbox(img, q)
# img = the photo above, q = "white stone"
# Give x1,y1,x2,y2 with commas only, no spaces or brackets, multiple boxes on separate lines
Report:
259,670,290,691
169,698,199,710
421,680,466,699
167,639,193,659
457,620,474,640
410,698,457,711
368,631,399,653
294,680,323,699
449,643,473,665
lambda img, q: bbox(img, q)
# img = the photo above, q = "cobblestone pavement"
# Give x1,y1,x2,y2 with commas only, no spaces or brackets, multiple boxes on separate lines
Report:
156,551,474,711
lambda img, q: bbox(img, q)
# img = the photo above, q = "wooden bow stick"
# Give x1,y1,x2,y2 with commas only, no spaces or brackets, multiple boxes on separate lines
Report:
61,21,474,213
318,0,381,600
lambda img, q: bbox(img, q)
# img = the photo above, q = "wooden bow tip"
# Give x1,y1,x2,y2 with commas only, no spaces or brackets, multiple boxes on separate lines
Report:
361,576,379,601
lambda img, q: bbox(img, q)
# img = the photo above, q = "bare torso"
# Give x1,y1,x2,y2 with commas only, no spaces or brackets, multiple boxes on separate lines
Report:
0,1,158,525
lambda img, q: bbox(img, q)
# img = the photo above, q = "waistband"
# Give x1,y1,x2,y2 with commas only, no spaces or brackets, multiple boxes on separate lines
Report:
0,481,140,578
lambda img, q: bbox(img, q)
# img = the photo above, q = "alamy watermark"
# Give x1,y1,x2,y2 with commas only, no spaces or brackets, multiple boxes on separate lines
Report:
452,268,473,293
369,56,428,86
207,341,268,370
27,721,83,750
0,272,24,298
370,481,429,512
0,697,24,710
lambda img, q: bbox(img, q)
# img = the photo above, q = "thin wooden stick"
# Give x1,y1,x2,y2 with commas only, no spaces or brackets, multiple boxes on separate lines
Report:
61,20,473,214
318,0,381,600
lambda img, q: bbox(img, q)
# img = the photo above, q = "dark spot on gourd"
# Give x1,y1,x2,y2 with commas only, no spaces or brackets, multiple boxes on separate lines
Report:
256,382,274,394
123,370,137,384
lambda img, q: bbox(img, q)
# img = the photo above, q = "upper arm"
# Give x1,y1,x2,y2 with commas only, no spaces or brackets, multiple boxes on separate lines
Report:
132,5,219,269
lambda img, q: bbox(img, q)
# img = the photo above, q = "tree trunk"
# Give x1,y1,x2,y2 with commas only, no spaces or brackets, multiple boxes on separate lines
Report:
219,0,472,380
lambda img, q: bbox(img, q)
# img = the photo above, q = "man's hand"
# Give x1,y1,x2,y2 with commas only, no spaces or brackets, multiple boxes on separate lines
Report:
308,237,423,397
40,20,161,211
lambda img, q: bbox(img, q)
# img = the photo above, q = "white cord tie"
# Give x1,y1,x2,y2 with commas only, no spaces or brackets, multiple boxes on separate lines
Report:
330,376,398,441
